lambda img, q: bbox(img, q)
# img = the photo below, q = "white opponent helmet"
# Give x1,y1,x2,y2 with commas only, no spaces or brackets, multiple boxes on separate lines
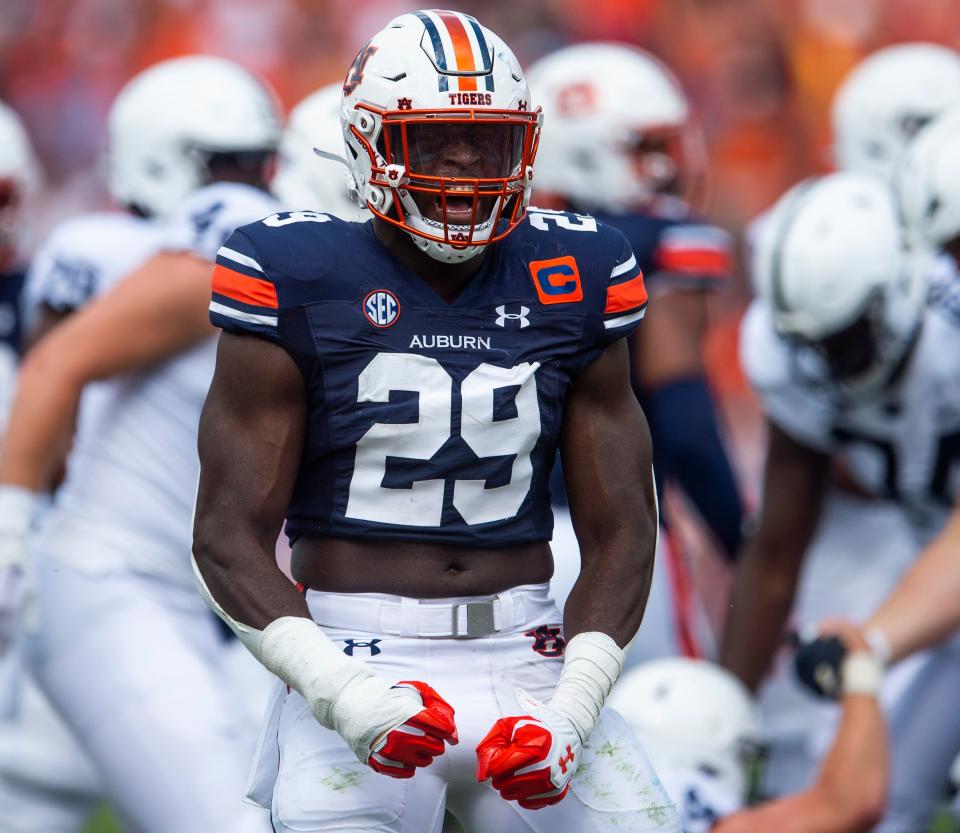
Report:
107,55,282,218
753,171,929,401
527,43,703,213
341,9,541,264
896,105,960,251
0,101,41,266
273,83,365,221
609,659,762,802
833,43,960,182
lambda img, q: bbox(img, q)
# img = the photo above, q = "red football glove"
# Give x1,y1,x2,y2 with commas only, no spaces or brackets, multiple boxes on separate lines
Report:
476,690,582,809
367,681,459,779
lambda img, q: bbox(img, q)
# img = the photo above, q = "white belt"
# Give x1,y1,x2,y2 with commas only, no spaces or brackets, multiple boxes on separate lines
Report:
305,588,528,639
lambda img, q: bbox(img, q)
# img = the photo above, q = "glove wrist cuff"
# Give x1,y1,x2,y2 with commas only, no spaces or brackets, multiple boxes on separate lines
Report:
0,485,39,538
548,631,624,743
863,625,891,666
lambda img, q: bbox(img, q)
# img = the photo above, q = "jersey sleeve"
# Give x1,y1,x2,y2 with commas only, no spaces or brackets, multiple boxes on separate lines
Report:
208,228,280,342
599,230,648,345
24,231,99,317
161,183,279,263
651,221,733,291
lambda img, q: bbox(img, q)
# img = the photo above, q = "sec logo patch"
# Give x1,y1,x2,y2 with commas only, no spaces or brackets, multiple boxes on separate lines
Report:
363,289,400,328
529,256,583,305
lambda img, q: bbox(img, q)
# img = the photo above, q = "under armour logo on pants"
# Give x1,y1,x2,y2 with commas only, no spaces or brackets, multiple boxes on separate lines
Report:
342,639,383,656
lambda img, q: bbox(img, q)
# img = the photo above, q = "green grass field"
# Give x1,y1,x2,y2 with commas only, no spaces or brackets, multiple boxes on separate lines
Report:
80,806,960,833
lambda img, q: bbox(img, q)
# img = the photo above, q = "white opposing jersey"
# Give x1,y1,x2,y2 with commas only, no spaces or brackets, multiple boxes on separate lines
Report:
24,212,161,323
741,294,960,539
43,184,280,585
657,768,741,832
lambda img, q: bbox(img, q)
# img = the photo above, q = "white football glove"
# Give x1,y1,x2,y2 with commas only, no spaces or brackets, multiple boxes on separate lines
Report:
476,689,582,809
0,486,37,652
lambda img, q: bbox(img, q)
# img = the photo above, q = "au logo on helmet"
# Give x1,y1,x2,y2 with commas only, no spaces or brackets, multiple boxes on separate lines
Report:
363,289,400,328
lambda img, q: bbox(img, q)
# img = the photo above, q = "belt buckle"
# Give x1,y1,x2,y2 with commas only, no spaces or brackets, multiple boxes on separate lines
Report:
451,600,497,638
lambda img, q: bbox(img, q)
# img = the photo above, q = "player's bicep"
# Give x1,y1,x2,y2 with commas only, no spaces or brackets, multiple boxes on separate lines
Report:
560,339,656,553
196,332,306,546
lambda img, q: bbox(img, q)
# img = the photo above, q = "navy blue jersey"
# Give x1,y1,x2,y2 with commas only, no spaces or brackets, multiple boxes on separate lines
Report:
0,269,25,355
210,207,645,547
592,209,732,293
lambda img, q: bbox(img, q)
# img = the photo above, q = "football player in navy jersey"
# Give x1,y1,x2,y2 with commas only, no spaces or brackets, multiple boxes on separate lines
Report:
192,10,679,833
526,43,743,659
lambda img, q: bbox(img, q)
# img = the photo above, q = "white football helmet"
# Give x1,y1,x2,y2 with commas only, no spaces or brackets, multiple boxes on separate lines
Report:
833,43,960,182
341,10,540,264
527,43,703,213
753,171,929,401
896,106,960,251
272,83,365,221
106,55,282,218
609,658,762,802
0,101,41,266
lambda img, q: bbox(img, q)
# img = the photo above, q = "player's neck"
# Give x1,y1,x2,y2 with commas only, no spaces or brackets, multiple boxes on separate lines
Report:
372,217,489,304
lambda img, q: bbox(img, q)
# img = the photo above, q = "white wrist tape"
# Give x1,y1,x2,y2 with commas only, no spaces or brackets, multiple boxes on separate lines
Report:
190,558,422,763
0,485,38,536
842,651,883,697
259,617,421,762
548,631,625,743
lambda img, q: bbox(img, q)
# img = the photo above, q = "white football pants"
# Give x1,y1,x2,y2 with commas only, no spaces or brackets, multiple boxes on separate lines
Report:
247,584,681,833
22,536,274,833
0,650,100,832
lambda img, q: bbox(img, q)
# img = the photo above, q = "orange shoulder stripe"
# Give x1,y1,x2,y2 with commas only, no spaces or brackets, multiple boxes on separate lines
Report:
605,271,648,315
211,264,279,309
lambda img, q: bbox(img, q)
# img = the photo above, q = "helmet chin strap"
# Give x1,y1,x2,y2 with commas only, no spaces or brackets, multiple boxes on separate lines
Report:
410,231,486,264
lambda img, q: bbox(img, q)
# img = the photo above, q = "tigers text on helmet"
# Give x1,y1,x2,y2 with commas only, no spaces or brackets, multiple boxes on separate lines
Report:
896,105,960,253
107,56,282,219
0,100,41,268
752,171,929,402
832,43,960,183
527,42,703,213
341,10,541,264
273,83,366,221
608,658,762,803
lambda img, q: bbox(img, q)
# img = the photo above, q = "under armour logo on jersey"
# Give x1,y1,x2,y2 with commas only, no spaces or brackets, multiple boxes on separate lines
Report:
525,625,565,657
558,745,575,774
342,639,382,657
495,304,530,328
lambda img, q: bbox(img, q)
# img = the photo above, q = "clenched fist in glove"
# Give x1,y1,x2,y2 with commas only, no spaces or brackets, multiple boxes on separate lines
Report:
476,631,624,809
366,680,458,778
254,617,459,778
476,690,582,809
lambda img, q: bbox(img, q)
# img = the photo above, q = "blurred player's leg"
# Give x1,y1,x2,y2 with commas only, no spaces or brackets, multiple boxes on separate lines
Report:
759,490,916,795
24,543,272,833
874,635,960,833
0,652,99,832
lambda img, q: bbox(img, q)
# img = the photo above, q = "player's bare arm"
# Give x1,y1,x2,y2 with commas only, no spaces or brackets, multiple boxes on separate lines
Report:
716,624,887,833
635,289,708,388
721,419,830,690
561,337,657,646
0,252,212,490
192,331,309,628
862,508,960,662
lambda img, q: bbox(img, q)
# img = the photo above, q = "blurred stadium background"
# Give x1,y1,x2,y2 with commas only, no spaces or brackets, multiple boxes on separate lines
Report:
3,0,959,830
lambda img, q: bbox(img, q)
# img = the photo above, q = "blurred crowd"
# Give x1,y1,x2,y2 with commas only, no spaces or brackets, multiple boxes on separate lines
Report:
3,0,960,246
